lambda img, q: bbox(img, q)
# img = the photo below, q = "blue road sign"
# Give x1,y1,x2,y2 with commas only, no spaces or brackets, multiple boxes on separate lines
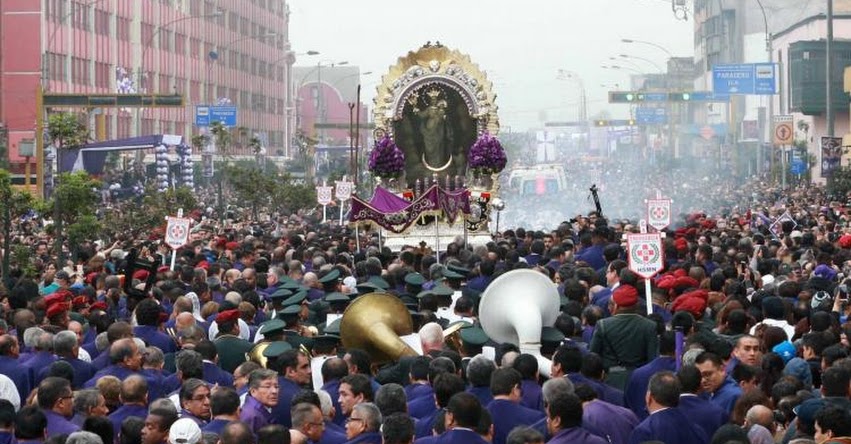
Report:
712,63,778,95
638,92,668,102
790,160,806,175
685,91,730,102
195,105,238,127
635,107,667,124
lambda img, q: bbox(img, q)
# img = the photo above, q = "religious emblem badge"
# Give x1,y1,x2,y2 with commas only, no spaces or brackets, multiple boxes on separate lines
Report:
317,186,333,206
627,233,664,279
165,216,192,249
646,198,672,231
466,191,491,232
335,181,353,201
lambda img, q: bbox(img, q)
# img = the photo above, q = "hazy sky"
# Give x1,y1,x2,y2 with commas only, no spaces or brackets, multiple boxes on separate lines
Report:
288,0,694,131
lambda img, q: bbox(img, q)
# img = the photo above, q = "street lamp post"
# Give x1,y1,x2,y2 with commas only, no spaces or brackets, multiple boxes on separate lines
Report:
42,0,112,88
295,60,348,145
621,38,674,58
138,9,224,94
268,51,319,159
618,54,664,73
556,70,587,122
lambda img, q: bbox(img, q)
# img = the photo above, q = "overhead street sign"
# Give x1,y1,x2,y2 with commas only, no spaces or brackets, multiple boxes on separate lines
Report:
195,105,237,127
712,63,778,95
772,115,794,145
43,94,184,107
609,91,730,103
635,107,667,124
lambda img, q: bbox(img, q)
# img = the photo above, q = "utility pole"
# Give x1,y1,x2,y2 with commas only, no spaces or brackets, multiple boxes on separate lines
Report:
827,0,835,136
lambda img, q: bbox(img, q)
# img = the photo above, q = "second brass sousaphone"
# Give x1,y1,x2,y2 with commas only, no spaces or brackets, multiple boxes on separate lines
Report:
479,269,560,377
340,292,419,364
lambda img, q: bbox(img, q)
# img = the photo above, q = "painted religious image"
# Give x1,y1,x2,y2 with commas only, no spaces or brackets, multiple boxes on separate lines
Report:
393,83,477,186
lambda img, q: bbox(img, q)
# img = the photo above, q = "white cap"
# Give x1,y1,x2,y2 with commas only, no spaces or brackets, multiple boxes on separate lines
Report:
168,418,202,444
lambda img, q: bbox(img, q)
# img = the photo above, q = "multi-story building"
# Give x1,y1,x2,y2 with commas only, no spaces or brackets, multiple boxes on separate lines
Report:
293,64,369,180
692,0,851,179
0,0,295,186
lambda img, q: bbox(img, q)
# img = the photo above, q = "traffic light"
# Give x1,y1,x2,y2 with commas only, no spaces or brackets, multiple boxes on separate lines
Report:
153,95,184,106
668,92,692,102
592,119,636,127
608,91,638,103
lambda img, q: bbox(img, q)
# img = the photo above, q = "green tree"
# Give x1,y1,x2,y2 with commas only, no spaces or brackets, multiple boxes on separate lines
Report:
191,134,210,152
46,113,91,262
827,166,851,199
0,169,36,280
45,172,101,260
209,121,232,157
222,163,276,221
101,186,197,238
47,113,90,151
272,174,316,216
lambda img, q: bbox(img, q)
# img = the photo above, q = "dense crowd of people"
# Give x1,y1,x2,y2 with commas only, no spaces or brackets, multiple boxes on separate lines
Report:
1,170,851,444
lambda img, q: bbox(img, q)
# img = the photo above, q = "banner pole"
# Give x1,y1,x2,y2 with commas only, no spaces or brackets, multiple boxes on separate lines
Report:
435,215,440,263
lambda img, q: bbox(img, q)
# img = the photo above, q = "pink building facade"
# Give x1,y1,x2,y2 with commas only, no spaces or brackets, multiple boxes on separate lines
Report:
0,0,295,180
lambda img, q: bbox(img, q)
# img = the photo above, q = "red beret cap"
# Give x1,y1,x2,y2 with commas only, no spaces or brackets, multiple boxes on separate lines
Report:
612,285,639,307
46,302,70,318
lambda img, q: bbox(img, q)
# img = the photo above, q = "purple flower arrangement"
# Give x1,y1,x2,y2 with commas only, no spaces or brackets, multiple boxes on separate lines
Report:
468,132,507,175
368,135,406,179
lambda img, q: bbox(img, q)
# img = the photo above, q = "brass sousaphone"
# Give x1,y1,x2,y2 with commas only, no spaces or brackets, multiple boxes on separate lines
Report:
479,269,560,377
340,292,419,364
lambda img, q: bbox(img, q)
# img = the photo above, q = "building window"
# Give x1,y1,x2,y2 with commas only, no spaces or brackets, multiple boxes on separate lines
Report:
228,12,239,32
190,0,201,15
204,1,216,20
94,9,110,36
48,53,67,81
72,1,91,30
118,115,131,138
47,0,68,22
71,57,87,85
117,17,130,41
190,81,201,102
217,86,227,101
158,74,170,94
95,62,110,88
240,91,250,109
141,23,155,47
241,54,249,72
159,29,172,52
229,50,239,69
278,66,284,82
175,77,186,94
175,33,186,55
190,38,201,58
240,17,249,36
251,58,257,76
142,118,155,135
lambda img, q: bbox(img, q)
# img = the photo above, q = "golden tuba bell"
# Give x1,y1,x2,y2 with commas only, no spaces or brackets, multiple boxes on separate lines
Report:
340,292,419,364
247,342,271,368
479,269,560,377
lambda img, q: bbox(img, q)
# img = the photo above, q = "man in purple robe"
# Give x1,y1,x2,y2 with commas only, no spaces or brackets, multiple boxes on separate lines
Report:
38,377,80,436
239,368,278,435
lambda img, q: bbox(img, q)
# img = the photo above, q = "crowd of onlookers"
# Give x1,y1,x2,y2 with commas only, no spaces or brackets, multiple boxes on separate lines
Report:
0,167,850,444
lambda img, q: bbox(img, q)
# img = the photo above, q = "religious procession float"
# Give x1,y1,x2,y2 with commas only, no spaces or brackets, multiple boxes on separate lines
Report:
344,42,506,252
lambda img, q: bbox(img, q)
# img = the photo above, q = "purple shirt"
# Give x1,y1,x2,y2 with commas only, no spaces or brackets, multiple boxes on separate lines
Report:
44,409,81,436
581,399,640,444
547,427,608,444
239,395,273,435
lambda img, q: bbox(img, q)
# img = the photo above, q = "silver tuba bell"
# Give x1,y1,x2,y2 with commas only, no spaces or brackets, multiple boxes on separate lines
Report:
479,269,560,378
